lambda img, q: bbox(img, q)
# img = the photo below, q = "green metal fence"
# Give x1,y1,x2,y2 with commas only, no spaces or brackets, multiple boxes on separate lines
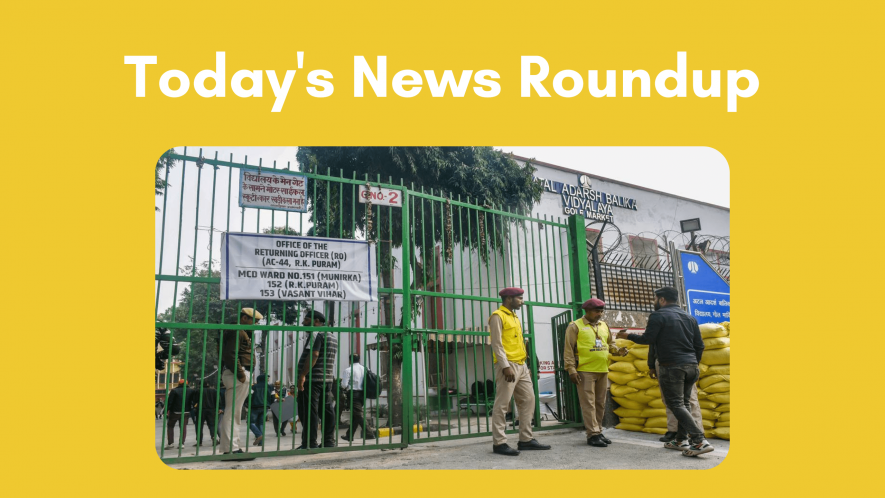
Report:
155,149,593,464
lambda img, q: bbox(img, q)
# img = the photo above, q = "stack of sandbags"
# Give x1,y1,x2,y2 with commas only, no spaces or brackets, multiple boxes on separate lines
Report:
610,321,732,440
609,339,664,434
699,321,730,440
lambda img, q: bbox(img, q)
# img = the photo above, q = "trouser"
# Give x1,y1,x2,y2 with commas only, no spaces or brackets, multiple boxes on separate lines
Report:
576,371,608,437
271,412,289,435
166,412,190,445
491,361,535,446
345,390,367,438
196,411,219,443
658,364,704,443
249,408,266,437
298,382,336,447
657,360,702,431
219,369,251,453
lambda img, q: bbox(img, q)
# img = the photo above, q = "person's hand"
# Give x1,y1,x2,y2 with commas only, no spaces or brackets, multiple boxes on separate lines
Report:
569,372,581,385
648,369,657,379
219,410,224,414
298,375,306,392
502,367,516,382
616,330,629,340
617,347,629,357
236,369,246,383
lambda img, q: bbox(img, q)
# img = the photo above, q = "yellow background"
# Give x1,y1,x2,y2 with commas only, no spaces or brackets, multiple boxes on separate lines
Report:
3,0,881,494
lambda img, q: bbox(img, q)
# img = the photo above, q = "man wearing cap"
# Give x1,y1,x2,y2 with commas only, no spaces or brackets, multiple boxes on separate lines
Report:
218,307,263,459
488,287,551,456
164,379,196,450
296,309,338,450
564,298,629,448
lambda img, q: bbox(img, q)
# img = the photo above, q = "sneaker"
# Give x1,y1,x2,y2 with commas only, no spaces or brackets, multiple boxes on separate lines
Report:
517,439,551,450
682,440,714,457
253,435,263,446
659,431,677,442
587,435,608,447
193,442,202,447
163,444,176,450
665,439,690,450
492,443,520,456
600,434,612,445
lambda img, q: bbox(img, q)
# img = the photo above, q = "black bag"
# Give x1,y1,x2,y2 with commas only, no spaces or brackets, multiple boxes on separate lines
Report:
364,368,380,399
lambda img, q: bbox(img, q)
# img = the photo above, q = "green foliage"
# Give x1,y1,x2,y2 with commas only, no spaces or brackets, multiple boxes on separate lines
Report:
156,259,310,380
295,147,543,261
155,149,178,212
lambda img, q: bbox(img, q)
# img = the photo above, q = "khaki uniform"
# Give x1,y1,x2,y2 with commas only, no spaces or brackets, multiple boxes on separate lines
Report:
489,306,534,446
563,317,620,437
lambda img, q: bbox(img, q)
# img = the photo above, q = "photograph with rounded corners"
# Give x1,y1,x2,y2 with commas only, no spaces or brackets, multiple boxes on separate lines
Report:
154,146,730,469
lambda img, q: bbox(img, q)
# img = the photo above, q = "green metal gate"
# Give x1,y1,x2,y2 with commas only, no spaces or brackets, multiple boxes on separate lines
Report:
155,149,594,464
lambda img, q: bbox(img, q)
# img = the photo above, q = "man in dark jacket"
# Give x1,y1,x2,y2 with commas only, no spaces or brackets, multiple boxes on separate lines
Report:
164,379,195,450
193,381,223,446
616,287,713,457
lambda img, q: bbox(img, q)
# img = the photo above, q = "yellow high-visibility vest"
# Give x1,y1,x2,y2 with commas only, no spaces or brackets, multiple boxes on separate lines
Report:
572,319,611,373
491,306,527,364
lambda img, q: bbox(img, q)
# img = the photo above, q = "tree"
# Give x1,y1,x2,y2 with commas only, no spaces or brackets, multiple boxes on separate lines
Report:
157,259,308,385
295,147,543,427
156,149,178,212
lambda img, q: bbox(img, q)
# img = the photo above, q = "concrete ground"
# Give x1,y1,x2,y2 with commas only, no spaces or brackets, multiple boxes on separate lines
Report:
162,422,729,470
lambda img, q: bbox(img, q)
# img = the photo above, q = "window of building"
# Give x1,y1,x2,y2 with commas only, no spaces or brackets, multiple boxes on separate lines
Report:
629,235,660,269
586,228,604,258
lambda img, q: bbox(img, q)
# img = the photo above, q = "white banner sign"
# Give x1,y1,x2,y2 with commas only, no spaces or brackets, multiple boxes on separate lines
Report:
238,169,308,213
358,185,402,207
220,233,377,302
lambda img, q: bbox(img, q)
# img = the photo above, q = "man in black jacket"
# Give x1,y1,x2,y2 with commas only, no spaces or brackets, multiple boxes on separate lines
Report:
164,380,195,450
616,287,713,457
193,381,222,447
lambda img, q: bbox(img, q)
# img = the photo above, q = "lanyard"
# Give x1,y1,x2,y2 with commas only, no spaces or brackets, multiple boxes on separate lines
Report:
587,321,606,346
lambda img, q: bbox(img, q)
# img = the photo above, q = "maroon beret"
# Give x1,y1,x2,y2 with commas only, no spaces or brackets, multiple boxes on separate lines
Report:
582,298,606,310
499,287,525,297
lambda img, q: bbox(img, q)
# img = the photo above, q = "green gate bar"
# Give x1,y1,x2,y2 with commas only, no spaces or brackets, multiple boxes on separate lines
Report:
156,151,591,463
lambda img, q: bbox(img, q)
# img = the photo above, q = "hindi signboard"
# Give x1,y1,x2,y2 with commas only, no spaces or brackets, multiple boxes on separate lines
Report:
680,251,730,324
238,169,308,213
220,233,377,302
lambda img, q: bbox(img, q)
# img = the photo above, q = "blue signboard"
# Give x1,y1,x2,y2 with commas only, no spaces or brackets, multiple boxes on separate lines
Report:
681,252,730,324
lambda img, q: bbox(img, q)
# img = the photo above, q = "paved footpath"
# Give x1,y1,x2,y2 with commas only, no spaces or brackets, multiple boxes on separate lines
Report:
165,428,729,470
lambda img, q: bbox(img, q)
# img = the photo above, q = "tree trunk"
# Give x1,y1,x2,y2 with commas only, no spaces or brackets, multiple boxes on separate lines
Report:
379,252,404,428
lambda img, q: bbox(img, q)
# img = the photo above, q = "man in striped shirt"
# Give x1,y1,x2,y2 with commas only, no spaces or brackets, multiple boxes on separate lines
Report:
296,310,338,449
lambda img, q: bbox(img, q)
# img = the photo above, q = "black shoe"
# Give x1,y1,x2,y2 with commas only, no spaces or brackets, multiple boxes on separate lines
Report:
493,443,520,456
600,435,612,445
517,439,551,450
588,435,608,447
364,433,376,440
281,431,287,437
659,431,678,442
323,440,337,448
296,442,320,450
341,435,353,442
222,449,255,461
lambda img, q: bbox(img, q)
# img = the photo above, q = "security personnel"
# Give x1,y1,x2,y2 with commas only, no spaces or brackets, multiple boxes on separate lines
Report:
489,287,551,456
563,298,628,447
